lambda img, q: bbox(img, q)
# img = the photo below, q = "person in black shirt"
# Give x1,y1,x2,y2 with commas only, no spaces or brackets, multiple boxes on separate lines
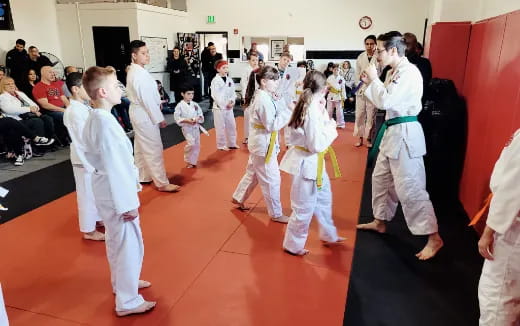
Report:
27,46,53,79
201,43,223,107
403,33,432,100
5,39,30,86
166,47,189,103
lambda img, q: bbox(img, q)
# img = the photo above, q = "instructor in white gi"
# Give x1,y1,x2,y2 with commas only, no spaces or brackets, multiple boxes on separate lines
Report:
127,40,180,192
357,31,443,260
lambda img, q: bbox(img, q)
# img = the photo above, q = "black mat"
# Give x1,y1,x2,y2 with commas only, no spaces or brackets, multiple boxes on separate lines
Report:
343,153,483,326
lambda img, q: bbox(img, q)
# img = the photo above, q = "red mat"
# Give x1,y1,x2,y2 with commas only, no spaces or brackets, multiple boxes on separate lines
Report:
0,118,367,325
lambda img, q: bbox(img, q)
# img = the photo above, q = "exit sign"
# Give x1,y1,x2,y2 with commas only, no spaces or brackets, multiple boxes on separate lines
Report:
207,16,215,24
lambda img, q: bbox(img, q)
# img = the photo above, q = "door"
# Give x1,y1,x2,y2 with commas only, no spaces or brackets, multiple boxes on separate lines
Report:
92,26,130,83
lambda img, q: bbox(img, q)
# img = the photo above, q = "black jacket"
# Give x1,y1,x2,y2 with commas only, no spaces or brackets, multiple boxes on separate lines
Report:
166,57,189,91
201,52,223,73
5,48,29,84
28,55,53,78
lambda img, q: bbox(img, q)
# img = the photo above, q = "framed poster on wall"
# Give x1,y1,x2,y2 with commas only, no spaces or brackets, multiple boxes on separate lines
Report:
0,0,14,30
270,39,284,61
140,36,168,72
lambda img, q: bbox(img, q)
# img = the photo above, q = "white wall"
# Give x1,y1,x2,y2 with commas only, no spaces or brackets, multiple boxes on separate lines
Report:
428,0,519,23
478,0,519,20
0,0,62,66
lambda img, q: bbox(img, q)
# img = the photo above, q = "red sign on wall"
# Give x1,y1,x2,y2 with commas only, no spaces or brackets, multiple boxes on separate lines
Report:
233,28,239,35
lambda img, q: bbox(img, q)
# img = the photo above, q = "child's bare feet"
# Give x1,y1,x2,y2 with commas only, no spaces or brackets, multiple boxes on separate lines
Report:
357,219,386,233
231,198,249,211
416,233,444,260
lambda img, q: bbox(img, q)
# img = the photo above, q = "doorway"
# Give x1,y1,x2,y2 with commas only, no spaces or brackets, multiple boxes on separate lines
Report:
197,31,228,98
92,26,130,83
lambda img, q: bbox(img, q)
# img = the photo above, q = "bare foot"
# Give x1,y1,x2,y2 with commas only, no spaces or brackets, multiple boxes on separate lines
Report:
322,236,346,247
271,215,290,224
357,219,386,233
217,147,229,151
366,142,373,148
116,300,156,317
186,164,196,169
138,280,151,289
231,198,250,211
158,184,181,192
354,141,363,147
416,233,444,260
83,230,105,241
284,248,309,256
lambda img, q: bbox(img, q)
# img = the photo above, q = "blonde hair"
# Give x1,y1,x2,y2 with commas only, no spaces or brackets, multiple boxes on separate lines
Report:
288,71,326,129
83,66,116,99
0,77,15,93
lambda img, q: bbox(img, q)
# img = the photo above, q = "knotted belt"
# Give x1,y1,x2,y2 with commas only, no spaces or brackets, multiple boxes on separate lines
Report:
253,124,277,164
368,116,418,164
295,146,342,190
469,193,493,226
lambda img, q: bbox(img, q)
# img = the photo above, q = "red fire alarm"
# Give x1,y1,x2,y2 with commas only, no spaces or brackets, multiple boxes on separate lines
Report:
233,28,239,34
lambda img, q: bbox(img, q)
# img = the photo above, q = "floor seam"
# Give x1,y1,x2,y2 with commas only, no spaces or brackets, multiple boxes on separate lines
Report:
5,305,87,325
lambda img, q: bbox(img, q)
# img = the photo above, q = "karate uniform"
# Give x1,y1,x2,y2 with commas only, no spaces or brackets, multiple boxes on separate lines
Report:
326,74,347,128
232,89,292,217
63,99,102,233
0,283,8,326
341,67,356,89
276,66,299,146
295,67,306,102
280,94,340,253
83,109,145,312
365,57,438,235
354,51,379,140
174,100,204,165
478,129,520,326
126,63,169,187
241,65,254,141
211,75,238,149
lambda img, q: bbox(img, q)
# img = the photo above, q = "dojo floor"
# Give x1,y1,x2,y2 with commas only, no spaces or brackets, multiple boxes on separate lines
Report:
0,118,367,325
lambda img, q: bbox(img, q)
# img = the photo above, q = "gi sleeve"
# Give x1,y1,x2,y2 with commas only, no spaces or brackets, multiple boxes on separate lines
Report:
303,103,338,153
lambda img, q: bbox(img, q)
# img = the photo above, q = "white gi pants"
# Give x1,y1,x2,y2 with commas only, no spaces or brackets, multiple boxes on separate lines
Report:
243,107,250,140
354,94,376,140
181,125,200,165
372,144,438,235
72,166,101,233
97,200,145,312
283,170,339,253
478,217,520,326
232,153,282,218
0,283,8,326
133,119,169,187
327,100,345,128
213,109,237,149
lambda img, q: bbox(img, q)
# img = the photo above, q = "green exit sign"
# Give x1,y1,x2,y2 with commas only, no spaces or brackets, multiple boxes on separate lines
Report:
207,16,215,24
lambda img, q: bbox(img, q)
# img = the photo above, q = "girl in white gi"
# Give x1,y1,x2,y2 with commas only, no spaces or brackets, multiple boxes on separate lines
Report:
477,129,520,326
354,35,378,148
357,31,443,260
63,72,104,241
326,64,347,129
231,66,292,223
241,53,259,144
126,40,180,192
281,70,345,256
174,85,204,168
211,60,239,151
82,66,155,317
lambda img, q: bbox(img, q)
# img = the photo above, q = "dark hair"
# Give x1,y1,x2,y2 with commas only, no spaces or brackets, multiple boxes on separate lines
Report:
364,35,377,43
288,71,326,129
66,72,83,93
155,80,162,85
244,66,279,107
28,46,37,51
129,40,146,54
208,42,214,47
16,39,26,46
180,84,194,93
378,31,406,57
297,61,307,68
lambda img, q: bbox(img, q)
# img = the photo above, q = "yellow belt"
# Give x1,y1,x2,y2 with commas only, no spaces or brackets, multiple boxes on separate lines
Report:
296,90,303,95
253,124,277,164
294,145,342,189
328,87,342,94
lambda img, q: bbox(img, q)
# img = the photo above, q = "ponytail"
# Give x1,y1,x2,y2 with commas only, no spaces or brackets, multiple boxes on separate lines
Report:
244,65,279,107
288,70,327,129
243,70,257,107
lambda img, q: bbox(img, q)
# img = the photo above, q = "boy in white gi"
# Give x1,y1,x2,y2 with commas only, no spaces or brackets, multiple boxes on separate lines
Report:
82,66,155,317
241,53,259,144
232,66,292,223
276,53,299,147
477,129,520,326
63,72,105,241
126,40,180,192
354,35,378,147
174,85,204,168
211,60,238,151
357,31,443,260
326,64,347,129
281,70,345,256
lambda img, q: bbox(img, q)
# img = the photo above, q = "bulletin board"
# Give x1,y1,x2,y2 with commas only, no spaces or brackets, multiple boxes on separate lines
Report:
141,36,168,72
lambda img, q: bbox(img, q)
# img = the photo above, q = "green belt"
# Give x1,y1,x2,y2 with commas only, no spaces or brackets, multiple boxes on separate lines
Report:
368,116,418,164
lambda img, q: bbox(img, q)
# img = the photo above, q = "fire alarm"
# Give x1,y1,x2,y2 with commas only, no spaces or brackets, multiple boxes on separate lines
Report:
359,16,373,30
233,28,238,35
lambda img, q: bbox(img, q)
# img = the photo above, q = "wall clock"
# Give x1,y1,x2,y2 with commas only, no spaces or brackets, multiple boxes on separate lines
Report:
359,16,373,30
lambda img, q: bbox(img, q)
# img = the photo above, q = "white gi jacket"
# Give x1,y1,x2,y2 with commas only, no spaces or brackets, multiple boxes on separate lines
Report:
355,51,379,96
487,129,520,234
364,57,426,160
247,89,292,156
0,91,38,120
326,74,347,102
276,66,299,107
126,63,164,125
211,75,237,110
341,67,356,89
241,65,254,99
280,95,338,180
83,109,141,215
174,100,204,127
63,99,93,170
